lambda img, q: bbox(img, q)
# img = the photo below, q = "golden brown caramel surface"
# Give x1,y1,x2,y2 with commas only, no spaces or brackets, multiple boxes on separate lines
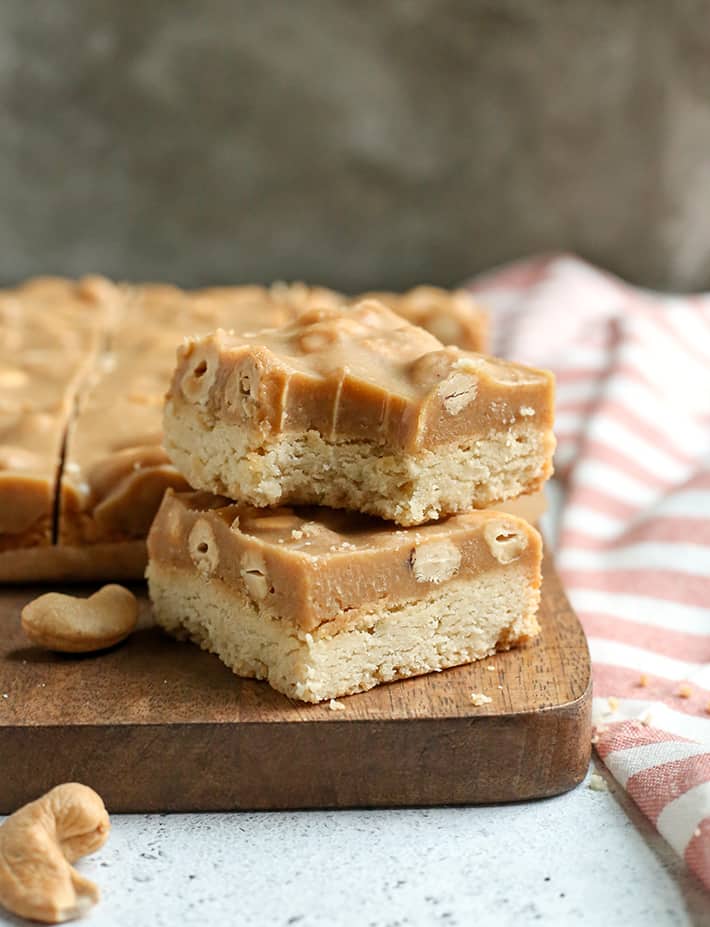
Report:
168,301,553,453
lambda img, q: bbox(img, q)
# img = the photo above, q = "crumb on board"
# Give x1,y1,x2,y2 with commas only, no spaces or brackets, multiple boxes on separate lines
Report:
328,698,346,711
485,665,495,672
588,773,608,792
469,692,492,706
677,683,693,699
607,696,619,712
637,674,649,687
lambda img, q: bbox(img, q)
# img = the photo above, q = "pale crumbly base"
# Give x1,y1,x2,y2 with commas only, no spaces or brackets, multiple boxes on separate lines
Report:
0,541,147,583
147,562,541,703
165,406,552,525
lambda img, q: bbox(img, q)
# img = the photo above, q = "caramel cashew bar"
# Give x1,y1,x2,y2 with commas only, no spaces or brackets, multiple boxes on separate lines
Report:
147,490,542,703
164,301,555,525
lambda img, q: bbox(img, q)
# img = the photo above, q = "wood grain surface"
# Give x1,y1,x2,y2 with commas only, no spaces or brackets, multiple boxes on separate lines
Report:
0,554,591,812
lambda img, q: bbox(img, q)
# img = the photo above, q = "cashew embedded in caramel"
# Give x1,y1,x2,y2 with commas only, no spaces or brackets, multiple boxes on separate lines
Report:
0,783,110,923
188,520,219,574
21,585,138,653
484,520,528,564
410,539,461,583
240,549,270,600
438,371,479,415
178,334,221,404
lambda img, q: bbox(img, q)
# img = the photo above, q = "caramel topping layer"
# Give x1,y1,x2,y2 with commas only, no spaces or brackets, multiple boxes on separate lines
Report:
0,278,116,541
148,490,542,632
169,301,554,451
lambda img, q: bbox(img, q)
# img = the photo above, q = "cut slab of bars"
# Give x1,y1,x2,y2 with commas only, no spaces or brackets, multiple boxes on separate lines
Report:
0,277,115,555
1,280,487,582
163,301,555,525
146,490,543,703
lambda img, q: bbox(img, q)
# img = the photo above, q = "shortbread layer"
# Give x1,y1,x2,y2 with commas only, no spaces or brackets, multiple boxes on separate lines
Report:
167,412,550,525
148,561,540,703
0,540,148,583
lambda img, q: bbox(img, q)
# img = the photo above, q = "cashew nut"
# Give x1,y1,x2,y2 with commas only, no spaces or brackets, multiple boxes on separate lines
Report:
298,328,338,353
240,550,270,601
438,371,478,415
21,585,138,653
0,783,109,923
179,337,218,404
407,348,459,389
410,540,461,583
484,521,528,564
188,520,219,574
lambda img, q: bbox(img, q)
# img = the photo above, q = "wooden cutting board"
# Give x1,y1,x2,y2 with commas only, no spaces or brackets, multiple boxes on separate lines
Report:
0,554,591,813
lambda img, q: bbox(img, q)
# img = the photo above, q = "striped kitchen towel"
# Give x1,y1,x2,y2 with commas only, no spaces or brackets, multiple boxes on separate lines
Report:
467,254,710,889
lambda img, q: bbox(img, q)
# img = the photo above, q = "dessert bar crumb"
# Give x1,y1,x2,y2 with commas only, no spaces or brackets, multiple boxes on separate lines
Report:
469,692,493,706
588,773,608,792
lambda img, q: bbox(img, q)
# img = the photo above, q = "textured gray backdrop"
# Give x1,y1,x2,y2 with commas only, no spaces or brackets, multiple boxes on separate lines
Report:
1,1,709,290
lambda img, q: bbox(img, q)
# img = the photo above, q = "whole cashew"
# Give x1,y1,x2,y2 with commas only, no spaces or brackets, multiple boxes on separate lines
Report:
0,783,110,923
21,584,138,653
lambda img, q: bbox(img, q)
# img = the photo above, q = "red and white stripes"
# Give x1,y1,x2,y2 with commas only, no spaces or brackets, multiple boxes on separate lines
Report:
468,254,710,890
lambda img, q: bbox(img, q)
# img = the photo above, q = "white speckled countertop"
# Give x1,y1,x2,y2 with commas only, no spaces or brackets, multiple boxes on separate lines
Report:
1,764,707,927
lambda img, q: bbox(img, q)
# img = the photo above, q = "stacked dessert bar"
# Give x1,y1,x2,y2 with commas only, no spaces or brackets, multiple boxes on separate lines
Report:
1,280,486,582
147,300,555,702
